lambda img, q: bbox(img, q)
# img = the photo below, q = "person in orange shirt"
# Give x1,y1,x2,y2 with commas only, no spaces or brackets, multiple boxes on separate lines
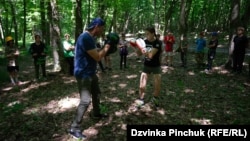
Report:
164,31,175,66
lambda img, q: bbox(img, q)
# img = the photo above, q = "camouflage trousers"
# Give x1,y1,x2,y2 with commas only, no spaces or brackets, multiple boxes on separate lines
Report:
195,52,204,68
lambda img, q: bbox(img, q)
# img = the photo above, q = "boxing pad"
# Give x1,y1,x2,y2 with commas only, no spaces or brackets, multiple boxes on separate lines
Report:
129,38,147,53
106,32,120,54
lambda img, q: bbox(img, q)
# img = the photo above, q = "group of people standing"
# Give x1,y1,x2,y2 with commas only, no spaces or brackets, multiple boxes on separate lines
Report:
160,26,249,75
4,33,48,86
3,16,249,140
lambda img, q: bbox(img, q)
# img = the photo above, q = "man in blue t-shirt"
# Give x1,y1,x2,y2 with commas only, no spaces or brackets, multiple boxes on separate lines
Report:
68,17,119,139
195,32,206,69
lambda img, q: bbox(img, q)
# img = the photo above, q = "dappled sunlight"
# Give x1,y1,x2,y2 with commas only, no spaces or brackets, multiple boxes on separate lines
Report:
21,81,51,93
155,108,166,115
243,82,250,87
165,89,176,95
118,123,127,130
126,89,136,95
184,88,194,93
115,110,126,117
23,95,79,115
83,127,99,140
7,100,21,107
188,71,195,75
37,81,51,86
111,74,120,78
118,83,127,88
126,74,138,79
105,97,122,103
161,66,175,74
83,118,127,140
1,86,15,92
108,86,117,91
217,69,230,74
1,81,31,92
161,66,168,73
213,66,230,74
61,76,76,84
190,118,212,125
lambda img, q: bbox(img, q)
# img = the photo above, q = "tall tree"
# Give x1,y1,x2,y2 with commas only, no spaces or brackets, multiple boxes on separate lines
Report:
240,0,250,31
48,0,63,72
225,0,241,69
75,0,83,41
179,0,192,38
164,0,177,34
9,1,18,46
22,0,26,48
40,0,46,44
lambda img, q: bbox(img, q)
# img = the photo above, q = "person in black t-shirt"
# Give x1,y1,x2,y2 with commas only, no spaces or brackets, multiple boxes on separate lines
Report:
29,34,47,80
232,27,249,74
136,26,163,108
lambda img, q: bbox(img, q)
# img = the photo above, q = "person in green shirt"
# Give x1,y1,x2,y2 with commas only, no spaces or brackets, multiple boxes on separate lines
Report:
63,33,75,75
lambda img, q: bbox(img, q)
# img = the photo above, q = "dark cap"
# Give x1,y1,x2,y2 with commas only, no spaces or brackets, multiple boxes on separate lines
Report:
86,17,105,30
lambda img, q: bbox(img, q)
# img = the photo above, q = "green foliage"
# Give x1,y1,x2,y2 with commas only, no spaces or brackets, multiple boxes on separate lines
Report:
2,0,249,42
100,104,108,114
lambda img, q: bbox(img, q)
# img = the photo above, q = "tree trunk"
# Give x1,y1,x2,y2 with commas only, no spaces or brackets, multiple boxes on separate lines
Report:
0,16,5,45
49,0,63,72
164,0,177,34
225,0,240,69
40,0,46,44
179,0,192,39
22,0,26,48
9,1,18,47
240,0,250,32
75,0,83,41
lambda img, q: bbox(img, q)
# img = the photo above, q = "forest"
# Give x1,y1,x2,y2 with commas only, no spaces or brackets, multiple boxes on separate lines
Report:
0,0,250,141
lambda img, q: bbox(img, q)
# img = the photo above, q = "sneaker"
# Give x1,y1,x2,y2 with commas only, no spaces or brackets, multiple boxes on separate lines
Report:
151,97,159,107
135,99,144,107
69,129,86,139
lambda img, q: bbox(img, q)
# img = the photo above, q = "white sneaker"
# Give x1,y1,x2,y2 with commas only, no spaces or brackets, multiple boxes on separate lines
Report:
135,99,144,107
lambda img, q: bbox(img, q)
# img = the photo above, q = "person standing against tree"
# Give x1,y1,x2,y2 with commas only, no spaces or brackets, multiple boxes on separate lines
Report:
232,27,249,74
63,33,75,76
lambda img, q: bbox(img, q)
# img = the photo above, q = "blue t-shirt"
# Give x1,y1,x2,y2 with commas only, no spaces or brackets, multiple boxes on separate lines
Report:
195,38,206,52
74,31,97,79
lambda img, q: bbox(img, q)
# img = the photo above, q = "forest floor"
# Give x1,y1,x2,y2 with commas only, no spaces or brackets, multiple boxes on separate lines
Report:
0,45,250,141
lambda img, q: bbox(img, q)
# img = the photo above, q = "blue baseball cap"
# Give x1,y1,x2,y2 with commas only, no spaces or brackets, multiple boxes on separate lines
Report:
86,17,105,30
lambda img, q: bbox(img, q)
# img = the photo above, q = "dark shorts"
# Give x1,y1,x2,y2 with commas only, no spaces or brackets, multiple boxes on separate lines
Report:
7,66,19,72
142,65,161,74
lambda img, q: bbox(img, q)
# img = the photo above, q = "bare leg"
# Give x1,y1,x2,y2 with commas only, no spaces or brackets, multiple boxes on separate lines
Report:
153,74,161,97
139,72,148,99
